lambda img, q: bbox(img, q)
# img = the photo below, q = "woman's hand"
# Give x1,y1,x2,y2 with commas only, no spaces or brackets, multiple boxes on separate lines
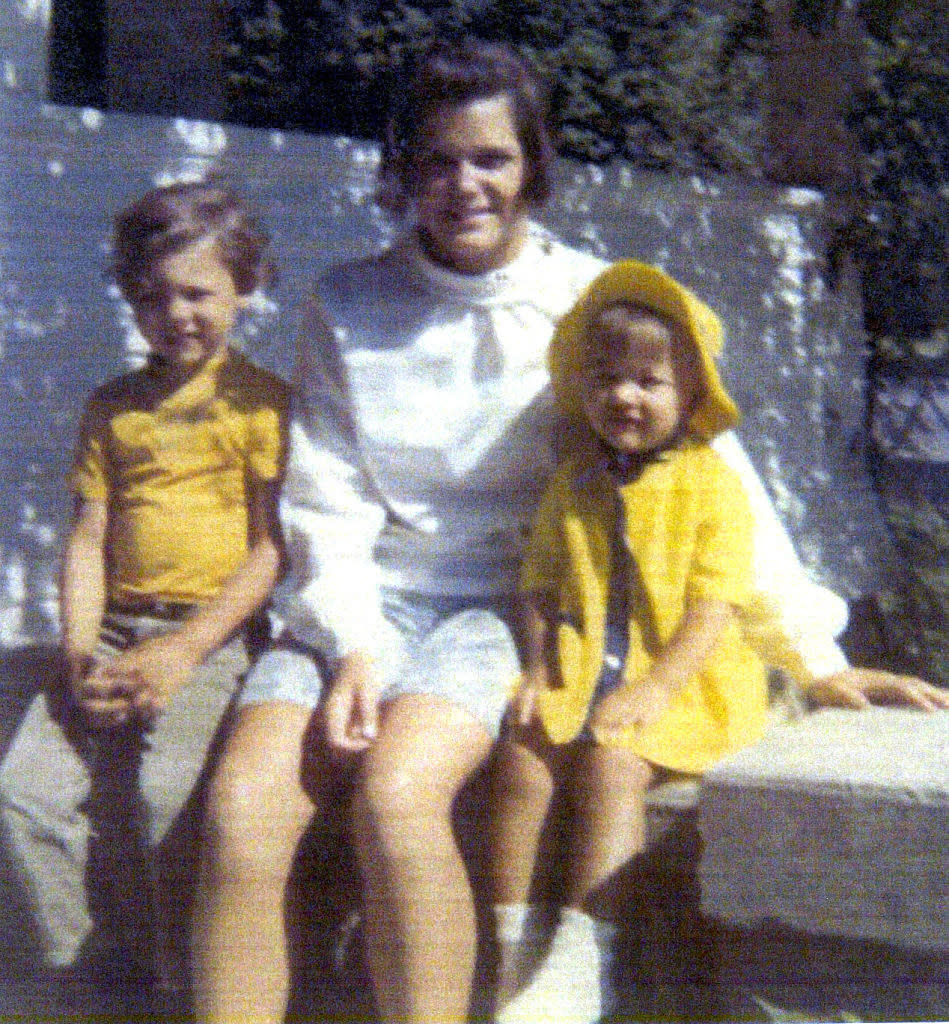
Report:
507,667,548,728
806,668,949,711
325,651,382,754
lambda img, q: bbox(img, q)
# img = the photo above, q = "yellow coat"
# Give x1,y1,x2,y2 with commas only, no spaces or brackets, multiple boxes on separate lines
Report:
521,440,769,774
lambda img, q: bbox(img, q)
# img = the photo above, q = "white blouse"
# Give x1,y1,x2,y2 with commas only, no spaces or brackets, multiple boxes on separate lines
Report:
277,225,849,681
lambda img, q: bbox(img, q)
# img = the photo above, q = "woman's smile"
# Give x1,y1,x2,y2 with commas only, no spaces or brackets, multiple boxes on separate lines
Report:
412,94,529,275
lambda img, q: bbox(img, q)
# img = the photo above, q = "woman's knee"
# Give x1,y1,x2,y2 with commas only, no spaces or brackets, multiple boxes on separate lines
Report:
201,705,318,872
352,698,489,830
354,752,452,830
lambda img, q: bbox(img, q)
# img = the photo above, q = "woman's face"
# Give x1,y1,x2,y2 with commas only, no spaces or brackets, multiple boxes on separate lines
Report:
411,94,529,275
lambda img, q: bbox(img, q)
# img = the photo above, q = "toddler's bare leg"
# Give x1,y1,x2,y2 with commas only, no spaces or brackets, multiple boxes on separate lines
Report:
564,743,655,921
496,743,654,1024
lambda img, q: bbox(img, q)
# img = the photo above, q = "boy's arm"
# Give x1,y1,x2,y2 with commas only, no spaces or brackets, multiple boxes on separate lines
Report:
60,497,139,727
113,478,283,723
590,598,733,739
60,496,107,681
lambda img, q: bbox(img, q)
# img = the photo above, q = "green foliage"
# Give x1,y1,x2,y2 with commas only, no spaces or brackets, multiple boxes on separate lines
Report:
225,1,771,172
224,1,289,124
225,0,946,347
841,1,947,340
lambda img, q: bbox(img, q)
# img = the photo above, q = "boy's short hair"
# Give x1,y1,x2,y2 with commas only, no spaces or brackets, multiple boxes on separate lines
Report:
112,179,273,300
379,37,556,213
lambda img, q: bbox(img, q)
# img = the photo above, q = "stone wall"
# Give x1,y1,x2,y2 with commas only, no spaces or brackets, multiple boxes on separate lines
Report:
0,97,896,646
3,5,944,1021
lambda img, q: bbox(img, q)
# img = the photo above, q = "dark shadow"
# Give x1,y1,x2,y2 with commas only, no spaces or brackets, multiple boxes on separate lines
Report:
48,0,106,107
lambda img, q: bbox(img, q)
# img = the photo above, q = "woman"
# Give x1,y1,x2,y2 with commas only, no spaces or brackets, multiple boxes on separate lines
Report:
191,37,946,1024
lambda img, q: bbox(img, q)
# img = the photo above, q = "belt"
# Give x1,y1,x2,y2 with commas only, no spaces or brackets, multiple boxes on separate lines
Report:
107,597,199,621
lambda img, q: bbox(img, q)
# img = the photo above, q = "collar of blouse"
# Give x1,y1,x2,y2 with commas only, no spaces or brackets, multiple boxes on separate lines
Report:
402,221,558,307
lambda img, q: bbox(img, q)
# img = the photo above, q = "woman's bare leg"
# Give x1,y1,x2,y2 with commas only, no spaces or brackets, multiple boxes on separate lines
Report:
192,702,326,1024
350,694,493,1024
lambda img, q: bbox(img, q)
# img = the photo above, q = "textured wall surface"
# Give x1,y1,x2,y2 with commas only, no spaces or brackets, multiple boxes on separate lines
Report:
0,89,895,646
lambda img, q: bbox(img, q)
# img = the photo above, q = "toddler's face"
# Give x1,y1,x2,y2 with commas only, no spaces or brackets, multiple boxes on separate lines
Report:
129,237,246,372
580,305,697,457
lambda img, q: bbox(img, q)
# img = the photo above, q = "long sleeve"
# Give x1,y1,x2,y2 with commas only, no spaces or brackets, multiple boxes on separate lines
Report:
277,297,392,663
709,431,850,683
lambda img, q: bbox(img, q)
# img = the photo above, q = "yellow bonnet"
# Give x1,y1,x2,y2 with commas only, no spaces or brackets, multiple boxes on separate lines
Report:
549,260,739,439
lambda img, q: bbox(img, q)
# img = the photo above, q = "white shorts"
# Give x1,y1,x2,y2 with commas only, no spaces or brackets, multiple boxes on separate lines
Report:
238,589,520,739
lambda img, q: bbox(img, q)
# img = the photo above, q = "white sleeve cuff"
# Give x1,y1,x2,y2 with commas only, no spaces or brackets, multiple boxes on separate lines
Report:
280,576,392,664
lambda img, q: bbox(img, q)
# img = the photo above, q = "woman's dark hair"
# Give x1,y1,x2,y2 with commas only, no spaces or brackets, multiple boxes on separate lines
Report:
380,38,556,213
112,179,273,299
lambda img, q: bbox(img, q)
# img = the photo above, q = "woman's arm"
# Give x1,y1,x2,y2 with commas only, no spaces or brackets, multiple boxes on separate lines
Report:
278,297,390,664
277,297,399,752
708,432,947,709
511,590,560,727
709,431,849,683
803,668,949,711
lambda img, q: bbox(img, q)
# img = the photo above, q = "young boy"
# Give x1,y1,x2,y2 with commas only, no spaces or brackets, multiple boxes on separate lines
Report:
489,260,768,1024
0,180,288,1014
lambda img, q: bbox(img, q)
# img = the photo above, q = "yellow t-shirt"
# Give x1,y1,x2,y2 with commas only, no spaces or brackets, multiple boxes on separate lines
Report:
521,440,768,774
70,348,288,604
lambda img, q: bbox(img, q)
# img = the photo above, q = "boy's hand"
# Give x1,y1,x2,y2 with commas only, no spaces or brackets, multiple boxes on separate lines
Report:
106,633,200,726
69,655,137,729
325,652,381,754
589,673,672,742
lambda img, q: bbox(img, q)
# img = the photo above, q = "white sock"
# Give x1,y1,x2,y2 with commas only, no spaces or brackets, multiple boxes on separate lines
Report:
493,902,548,946
495,906,620,1024
493,903,551,1008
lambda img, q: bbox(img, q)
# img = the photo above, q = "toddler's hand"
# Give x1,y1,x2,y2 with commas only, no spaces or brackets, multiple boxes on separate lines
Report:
589,674,671,742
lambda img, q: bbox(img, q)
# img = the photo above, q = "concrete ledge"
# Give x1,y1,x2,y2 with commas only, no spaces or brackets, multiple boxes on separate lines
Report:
699,708,949,954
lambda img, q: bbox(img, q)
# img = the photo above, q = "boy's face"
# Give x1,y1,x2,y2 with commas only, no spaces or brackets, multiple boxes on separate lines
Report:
129,237,246,371
580,305,698,457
